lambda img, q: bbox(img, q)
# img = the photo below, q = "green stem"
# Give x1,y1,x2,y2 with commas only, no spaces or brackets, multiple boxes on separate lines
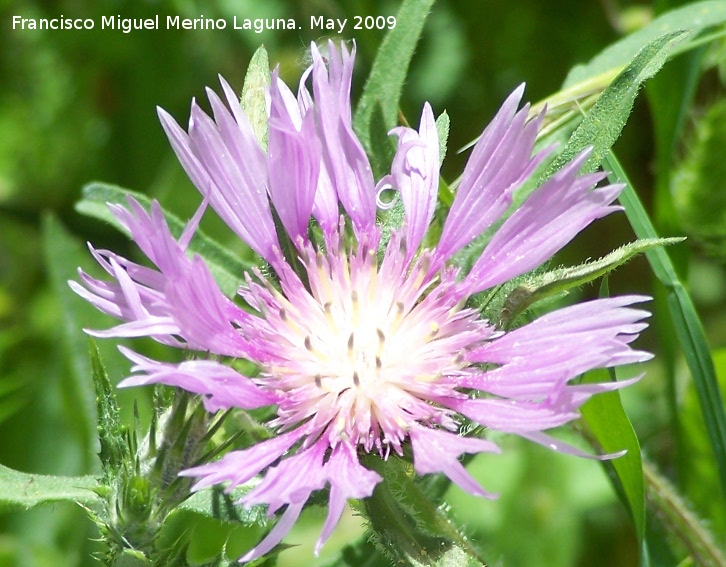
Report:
644,459,726,567
362,456,488,567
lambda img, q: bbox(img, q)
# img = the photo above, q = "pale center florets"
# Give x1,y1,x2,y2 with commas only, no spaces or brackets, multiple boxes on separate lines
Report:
249,238,490,452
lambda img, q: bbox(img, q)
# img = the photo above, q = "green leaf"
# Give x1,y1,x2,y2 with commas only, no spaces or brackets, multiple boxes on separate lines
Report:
544,30,688,180
605,151,726,503
353,0,436,171
580,368,647,548
177,486,267,526
500,237,684,324
435,111,450,166
0,464,101,513
564,1,726,87
41,213,100,469
240,46,271,152
90,338,127,481
75,182,254,297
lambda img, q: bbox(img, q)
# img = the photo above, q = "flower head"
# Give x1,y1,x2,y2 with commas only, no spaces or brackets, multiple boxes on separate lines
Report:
74,41,652,562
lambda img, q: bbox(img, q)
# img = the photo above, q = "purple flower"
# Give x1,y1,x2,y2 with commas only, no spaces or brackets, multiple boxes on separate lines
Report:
73,41,652,562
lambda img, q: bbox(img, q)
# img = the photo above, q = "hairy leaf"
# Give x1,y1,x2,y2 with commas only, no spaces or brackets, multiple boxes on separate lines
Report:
544,31,688,180
240,45,271,151
673,99,726,255
500,238,683,324
0,464,101,513
90,338,126,481
353,0,437,175
435,110,450,166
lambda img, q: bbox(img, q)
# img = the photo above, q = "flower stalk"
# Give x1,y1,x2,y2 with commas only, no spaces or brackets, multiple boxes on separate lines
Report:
644,459,726,567
362,455,489,567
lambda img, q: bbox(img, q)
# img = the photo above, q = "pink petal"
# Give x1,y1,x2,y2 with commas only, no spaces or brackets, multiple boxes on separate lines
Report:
187,98,279,261
311,41,376,238
453,394,579,430
436,85,550,262
85,317,180,339
163,256,258,358
117,347,277,411
464,149,623,292
267,71,320,242
316,443,381,554
158,94,280,263
181,428,306,491
242,441,327,512
470,295,652,365
519,430,626,460
239,501,305,563
389,102,440,259
409,426,500,498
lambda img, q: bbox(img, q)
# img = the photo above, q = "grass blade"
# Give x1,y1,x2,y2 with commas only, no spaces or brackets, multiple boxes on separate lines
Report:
604,151,726,501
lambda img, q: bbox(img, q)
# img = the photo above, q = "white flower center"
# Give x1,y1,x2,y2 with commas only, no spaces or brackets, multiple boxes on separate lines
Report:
251,238,487,450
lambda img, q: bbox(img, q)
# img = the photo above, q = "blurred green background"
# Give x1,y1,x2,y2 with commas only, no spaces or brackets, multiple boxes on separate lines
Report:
2,0,726,566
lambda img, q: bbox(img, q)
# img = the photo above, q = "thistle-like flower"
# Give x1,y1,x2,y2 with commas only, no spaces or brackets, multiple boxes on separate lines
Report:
73,41,651,562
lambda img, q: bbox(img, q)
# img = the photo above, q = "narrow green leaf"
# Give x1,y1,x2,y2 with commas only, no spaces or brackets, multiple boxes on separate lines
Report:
435,111,455,210
581,369,647,545
353,0,436,157
240,46,271,151
564,1,726,87
544,31,688,180
0,464,101,512
644,48,706,468
500,238,683,324
435,111,450,166
527,4,724,169
41,213,100,469
90,338,126,481
604,151,726,501
75,182,254,297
